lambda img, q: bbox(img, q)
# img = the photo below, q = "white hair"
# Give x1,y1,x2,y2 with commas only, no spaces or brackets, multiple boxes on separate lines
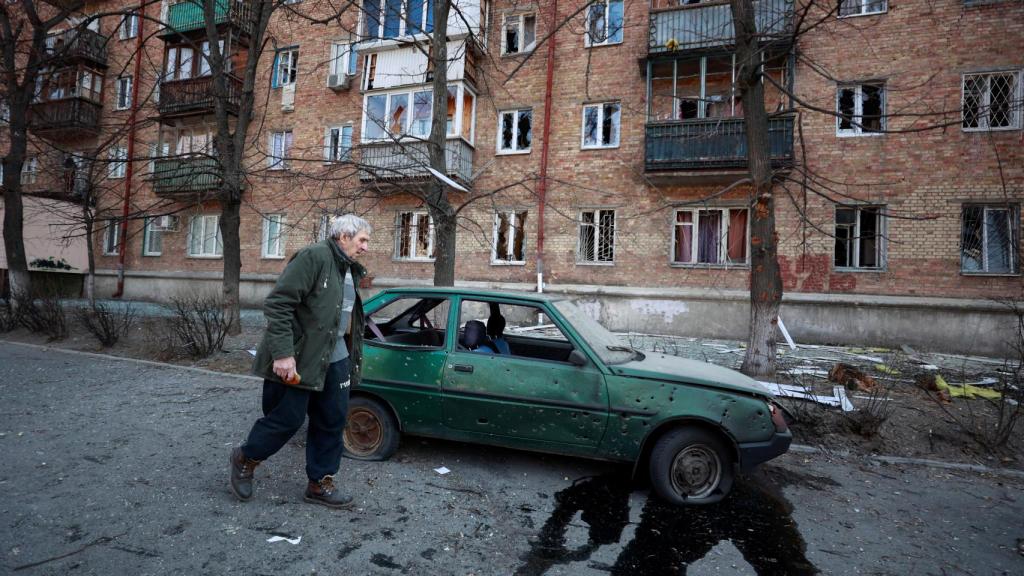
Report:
330,213,372,240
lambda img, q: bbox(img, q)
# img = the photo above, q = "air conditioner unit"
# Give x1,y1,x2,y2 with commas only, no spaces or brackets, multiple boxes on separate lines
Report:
281,83,295,111
327,73,351,91
153,215,179,231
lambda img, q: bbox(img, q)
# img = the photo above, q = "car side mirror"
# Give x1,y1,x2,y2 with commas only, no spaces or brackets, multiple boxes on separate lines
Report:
568,350,588,367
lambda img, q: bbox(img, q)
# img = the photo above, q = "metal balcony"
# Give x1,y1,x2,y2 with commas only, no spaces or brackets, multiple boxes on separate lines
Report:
159,0,252,39
157,75,242,118
151,156,223,197
649,0,793,54
358,139,474,184
45,28,108,67
29,97,102,138
645,115,794,174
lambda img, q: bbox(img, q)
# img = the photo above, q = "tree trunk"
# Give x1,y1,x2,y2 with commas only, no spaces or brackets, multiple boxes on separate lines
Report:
731,0,783,378
83,202,96,305
220,197,242,334
427,0,456,287
2,114,31,300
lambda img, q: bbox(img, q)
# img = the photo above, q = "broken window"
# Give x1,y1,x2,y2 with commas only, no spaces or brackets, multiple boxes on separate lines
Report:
20,157,38,185
115,76,132,110
961,205,1019,274
647,53,789,121
585,0,624,47
582,102,620,148
103,219,120,256
272,47,299,88
835,206,884,270
837,83,884,135
502,13,536,55
388,93,409,135
493,211,527,264
498,109,532,153
962,71,1021,131
673,208,748,265
578,209,615,264
396,211,435,261
324,125,353,162
838,0,887,17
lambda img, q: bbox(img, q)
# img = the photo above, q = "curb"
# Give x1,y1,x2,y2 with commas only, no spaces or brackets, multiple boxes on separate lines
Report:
790,443,1024,480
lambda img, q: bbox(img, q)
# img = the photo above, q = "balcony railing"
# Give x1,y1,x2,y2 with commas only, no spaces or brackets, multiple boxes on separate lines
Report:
157,75,242,117
358,139,474,184
45,28,108,66
161,0,253,37
645,115,794,171
29,98,102,136
151,156,223,196
649,0,793,53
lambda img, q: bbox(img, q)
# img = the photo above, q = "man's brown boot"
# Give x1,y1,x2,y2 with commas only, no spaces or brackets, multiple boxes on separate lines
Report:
229,447,261,502
304,475,353,509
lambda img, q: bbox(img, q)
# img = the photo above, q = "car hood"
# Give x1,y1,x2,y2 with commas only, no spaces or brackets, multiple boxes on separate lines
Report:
609,353,771,398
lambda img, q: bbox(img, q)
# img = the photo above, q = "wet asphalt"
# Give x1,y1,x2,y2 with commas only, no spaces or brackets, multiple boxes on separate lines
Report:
1,341,1022,575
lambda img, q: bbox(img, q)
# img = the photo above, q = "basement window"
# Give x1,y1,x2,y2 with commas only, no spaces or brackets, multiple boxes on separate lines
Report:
578,209,615,264
492,211,527,264
395,211,435,261
961,204,1019,275
673,208,749,266
835,206,885,270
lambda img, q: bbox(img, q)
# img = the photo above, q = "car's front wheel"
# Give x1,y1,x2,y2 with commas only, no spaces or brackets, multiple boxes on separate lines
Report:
649,427,734,505
343,396,400,461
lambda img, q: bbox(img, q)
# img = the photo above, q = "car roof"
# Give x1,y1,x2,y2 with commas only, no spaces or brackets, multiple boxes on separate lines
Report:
376,286,563,304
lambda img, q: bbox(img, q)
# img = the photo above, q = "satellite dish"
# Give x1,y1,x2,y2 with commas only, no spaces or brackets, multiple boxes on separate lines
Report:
427,166,469,193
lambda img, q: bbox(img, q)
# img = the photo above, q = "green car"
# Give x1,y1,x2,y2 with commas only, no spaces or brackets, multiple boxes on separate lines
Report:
343,288,790,505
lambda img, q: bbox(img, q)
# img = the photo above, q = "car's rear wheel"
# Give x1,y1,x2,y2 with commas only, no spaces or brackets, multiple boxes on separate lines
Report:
649,427,734,505
343,396,400,461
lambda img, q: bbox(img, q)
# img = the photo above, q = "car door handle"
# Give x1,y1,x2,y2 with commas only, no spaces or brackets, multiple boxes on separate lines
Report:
452,364,474,373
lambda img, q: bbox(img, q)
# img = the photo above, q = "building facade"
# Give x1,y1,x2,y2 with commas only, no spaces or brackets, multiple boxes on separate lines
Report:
3,0,1022,355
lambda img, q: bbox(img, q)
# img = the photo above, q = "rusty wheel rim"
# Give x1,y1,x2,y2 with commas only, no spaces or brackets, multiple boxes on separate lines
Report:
344,407,383,456
669,444,721,500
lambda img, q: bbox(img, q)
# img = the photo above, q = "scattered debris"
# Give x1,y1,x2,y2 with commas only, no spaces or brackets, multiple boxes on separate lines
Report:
759,381,855,412
829,363,878,392
916,374,1002,401
874,364,900,376
247,349,257,356
266,535,301,545
434,466,451,475
777,316,797,350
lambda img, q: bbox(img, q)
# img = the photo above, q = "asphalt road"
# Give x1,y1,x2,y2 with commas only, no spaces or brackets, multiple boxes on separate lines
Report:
1,342,1022,576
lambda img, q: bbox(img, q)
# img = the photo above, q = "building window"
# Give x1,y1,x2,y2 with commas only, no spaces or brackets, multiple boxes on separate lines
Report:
272,47,299,88
20,157,38,184
120,11,139,39
585,0,624,47
498,109,532,154
502,13,536,55
962,71,1021,131
199,40,226,76
838,0,887,17
187,214,223,258
103,219,120,256
835,206,884,270
648,54,789,121
961,205,1019,275
142,217,163,257
268,131,293,170
164,46,194,81
262,214,286,259
492,211,527,264
672,208,749,266
581,102,621,149
329,42,358,78
109,147,128,179
324,125,353,162
395,211,435,261
578,209,615,264
837,83,884,136
363,85,475,142
115,76,132,110
363,0,434,40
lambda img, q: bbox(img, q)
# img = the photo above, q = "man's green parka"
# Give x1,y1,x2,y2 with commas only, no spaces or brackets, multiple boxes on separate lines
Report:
252,239,366,392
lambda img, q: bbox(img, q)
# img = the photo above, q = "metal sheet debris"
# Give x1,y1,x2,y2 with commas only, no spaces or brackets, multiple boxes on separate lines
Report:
434,466,451,475
267,536,301,545
759,382,856,412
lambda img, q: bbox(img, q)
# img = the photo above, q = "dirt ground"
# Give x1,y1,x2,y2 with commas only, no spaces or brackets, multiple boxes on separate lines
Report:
2,299,1021,471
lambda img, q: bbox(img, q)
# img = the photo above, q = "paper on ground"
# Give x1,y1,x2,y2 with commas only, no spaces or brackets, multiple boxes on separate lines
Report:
267,536,301,545
434,466,450,475
759,381,856,412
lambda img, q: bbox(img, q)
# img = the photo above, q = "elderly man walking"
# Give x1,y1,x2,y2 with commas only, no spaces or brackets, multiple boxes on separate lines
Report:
229,214,371,508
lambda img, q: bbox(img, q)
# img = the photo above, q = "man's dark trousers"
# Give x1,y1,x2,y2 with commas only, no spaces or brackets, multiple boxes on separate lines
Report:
241,358,350,481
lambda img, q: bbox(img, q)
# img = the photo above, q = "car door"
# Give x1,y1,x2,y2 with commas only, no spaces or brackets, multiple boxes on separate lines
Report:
360,293,451,437
441,297,609,452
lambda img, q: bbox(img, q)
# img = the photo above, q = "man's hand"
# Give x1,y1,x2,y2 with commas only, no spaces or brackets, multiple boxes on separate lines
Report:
273,357,298,384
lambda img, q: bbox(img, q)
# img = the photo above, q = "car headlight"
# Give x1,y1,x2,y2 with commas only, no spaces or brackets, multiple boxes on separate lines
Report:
768,401,788,433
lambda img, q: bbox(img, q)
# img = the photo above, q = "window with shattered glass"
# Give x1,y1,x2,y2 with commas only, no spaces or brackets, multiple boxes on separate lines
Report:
578,209,615,264
585,0,623,47
582,102,620,148
395,211,435,261
498,109,532,153
493,211,528,264
502,13,536,55
837,83,884,135
961,205,1019,274
962,71,1021,131
834,206,884,269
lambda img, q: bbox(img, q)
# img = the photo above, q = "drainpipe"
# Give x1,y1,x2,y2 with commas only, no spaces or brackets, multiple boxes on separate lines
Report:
535,0,558,293
113,0,147,298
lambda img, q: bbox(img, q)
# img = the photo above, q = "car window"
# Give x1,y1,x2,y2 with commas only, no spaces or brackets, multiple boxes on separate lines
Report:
552,300,633,365
365,296,449,348
457,299,576,363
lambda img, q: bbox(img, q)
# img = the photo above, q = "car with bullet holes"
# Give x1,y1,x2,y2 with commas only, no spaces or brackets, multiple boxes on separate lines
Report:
343,288,790,505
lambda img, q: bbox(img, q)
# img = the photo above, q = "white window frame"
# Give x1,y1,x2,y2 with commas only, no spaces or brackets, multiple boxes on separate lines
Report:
20,157,38,184
394,210,435,262
268,131,293,170
671,207,751,267
261,214,287,259
363,0,434,40
273,47,299,88
324,125,354,163
497,108,532,154
581,102,621,149
584,0,624,48
103,219,120,256
362,84,475,143
501,13,536,55
961,204,1020,275
115,76,132,110
838,0,887,18
961,70,1022,132
120,11,139,39
491,210,528,265
834,206,886,271
142,217,163,257
329,42,359,78
836,83,885,136
577,208,616,265
187,214,223,258
109,147,128,179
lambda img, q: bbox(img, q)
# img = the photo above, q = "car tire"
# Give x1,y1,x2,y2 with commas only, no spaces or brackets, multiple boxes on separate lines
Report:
648,427,734,505
343,396,400,461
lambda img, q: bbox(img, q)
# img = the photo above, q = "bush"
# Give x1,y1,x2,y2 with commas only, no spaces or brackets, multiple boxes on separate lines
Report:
19,292,67,341
0,299,20,332
168,294,230,359
76,302,136,347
